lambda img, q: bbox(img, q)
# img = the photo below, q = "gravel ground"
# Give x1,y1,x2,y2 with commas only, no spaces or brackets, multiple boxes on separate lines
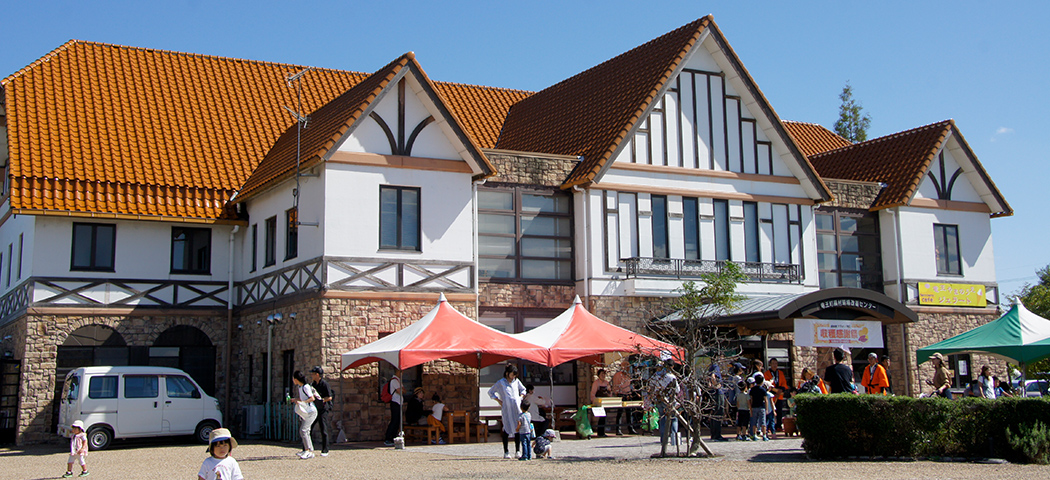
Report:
2,433,1046,479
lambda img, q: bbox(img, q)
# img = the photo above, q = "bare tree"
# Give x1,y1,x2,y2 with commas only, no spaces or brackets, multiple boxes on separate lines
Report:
641,263,747,457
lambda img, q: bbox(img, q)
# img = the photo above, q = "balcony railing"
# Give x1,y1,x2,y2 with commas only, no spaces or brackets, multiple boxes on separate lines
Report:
621,257,802,284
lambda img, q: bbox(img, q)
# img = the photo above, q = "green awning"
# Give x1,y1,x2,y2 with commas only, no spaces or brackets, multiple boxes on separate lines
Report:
916,302,1050,365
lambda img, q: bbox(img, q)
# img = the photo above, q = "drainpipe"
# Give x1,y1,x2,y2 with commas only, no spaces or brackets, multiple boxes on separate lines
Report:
473,178,486,316
225,224,239,424
891,207,912,396
572,185,589,303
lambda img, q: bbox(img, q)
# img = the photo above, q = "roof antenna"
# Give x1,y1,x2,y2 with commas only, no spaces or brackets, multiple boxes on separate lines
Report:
282,67,318,227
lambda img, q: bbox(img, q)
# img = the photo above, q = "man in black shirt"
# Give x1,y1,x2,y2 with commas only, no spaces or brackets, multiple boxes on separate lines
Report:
310,366,334,456
823,348,857,394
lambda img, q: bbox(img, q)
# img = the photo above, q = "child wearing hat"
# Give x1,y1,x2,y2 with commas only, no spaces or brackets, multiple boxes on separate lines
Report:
198,428,243,480
63,420,89,477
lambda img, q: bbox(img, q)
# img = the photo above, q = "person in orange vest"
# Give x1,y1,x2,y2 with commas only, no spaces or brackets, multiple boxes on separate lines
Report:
861,352,890,394
764,358,789,432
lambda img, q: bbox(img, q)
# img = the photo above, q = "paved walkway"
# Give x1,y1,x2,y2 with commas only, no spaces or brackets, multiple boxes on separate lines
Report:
409,431,807,462
2,432,1043,479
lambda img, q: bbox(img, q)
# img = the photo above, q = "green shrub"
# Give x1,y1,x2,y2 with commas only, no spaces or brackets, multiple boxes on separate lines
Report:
1006,421,1050,464
794,394,1050,462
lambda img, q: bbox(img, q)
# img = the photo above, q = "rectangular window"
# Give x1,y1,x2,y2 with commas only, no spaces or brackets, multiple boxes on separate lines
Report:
817,209,882,291
170,227,211,274
743,201,759,262
250,224,258,272
683,197,699,260
478,187,572,282
4,243,10,287
379,186,421,250
713,199,730,261
88,376,118,399
17,233,23,279
124,375,159,398
71,223,116,271
651,195,668,258
934,224,961,275
264,217,277,267
285,208,298,260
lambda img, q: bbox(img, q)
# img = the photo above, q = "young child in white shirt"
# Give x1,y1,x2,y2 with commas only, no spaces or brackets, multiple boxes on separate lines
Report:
427,393,447,444
63,420,89,477
197,428,243,480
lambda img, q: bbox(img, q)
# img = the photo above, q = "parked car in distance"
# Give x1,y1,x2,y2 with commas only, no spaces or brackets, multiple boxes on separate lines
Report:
1023,379,1049,397
57,366,222,450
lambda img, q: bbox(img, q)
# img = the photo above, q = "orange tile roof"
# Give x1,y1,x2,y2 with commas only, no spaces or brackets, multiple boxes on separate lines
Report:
1,41,527,220
809,119,1010,215
496,17,711,187
782,121,852,157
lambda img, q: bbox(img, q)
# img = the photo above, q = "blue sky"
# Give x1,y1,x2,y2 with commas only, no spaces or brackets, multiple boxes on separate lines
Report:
2,1,1046,297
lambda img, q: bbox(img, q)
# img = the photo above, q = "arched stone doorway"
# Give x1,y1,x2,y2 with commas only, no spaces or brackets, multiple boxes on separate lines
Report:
54,325,130,432
153,326,216,396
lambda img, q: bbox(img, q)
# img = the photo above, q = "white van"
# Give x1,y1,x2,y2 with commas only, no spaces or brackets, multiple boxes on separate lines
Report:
57,366,223,450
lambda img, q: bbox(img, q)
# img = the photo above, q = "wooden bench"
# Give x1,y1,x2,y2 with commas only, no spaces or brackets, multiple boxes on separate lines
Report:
402,424,440,444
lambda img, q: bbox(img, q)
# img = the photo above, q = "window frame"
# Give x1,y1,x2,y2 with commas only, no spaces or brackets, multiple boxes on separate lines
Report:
816,209,882,290
683,197,700,260
379,185,422,251
933,223,962,276
250,224,258,273
651,195,669,259
170,227,212,275
70,223,117,272
285,207,298,261
264,216,277,267
477,186,573,284
713,199,730,261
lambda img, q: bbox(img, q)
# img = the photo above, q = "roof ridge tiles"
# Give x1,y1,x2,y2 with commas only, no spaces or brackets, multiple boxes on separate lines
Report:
810,119,953,158
2,39,369,86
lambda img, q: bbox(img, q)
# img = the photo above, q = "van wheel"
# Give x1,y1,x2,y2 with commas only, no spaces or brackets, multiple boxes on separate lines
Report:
195,421,219,444
86,426,112,450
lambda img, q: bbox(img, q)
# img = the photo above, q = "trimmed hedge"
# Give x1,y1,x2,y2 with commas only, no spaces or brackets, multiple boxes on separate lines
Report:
794,394,1050,462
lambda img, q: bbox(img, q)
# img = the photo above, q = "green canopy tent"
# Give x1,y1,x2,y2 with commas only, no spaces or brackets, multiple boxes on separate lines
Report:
916,302,1050,386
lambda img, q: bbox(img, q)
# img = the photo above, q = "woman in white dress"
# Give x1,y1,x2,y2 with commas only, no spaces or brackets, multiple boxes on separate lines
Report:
487,364,526,458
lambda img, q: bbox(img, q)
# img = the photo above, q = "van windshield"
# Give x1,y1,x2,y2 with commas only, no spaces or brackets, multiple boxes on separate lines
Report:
63,375,80,401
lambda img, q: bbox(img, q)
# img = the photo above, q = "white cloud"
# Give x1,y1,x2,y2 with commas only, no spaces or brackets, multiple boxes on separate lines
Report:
991,126,1014,142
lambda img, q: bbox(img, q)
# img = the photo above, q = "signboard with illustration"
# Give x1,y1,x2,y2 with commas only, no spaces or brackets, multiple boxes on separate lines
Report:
918,282,986,307
793,318,884,348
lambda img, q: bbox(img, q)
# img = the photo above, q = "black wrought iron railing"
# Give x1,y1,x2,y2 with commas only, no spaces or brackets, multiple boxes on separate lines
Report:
621,257,802,284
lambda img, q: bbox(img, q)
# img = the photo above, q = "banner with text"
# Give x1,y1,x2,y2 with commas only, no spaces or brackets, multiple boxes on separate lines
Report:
918,282,987,307
793,318,884,348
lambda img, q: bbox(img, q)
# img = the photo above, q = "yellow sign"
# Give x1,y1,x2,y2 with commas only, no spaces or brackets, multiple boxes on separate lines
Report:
918,282,986,307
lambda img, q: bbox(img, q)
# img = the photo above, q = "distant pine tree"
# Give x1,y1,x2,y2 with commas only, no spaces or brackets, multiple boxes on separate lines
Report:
833,81,872,143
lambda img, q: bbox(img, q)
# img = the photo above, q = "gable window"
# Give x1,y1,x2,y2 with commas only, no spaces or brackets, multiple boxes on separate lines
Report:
171,227,211,274
713,199,730,261
285,208,298,260
71,223,116,271
250,224,258,272
478,187,572,282
683,197,699,260
651,195,669,258
934,224,961,275
379,186,421,251
264,217,277,267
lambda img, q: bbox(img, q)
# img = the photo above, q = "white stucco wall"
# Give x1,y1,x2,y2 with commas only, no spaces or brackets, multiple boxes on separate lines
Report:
31,215,234,282
913,147,983,203
0,210,35,295
323,163,474,262
238,173,324,280
895,206,996,283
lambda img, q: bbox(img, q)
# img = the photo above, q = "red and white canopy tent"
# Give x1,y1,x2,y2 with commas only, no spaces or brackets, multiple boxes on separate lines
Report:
512,296,683,367
340,294,548,371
